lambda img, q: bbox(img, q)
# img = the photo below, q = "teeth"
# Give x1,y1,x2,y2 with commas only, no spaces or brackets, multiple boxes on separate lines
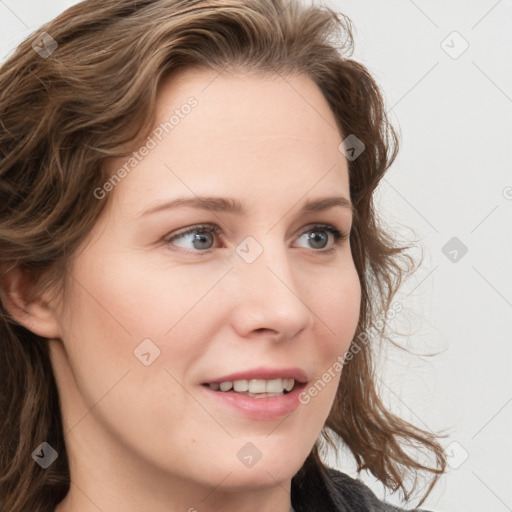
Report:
265,379,282,393
208,378,296,394
233,380,249,392
219,381,233,392
283,378,294,392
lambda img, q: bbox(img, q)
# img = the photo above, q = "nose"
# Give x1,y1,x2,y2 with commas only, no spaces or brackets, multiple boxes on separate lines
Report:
229,239,315,342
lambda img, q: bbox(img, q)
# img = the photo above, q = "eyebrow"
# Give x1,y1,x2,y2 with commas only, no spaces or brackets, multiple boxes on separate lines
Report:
137,195,354,218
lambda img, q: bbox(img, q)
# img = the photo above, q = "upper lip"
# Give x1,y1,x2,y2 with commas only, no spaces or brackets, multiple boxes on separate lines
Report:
201,367,308,385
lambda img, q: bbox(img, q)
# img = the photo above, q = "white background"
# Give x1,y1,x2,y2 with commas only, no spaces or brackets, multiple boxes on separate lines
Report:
1,1,511,511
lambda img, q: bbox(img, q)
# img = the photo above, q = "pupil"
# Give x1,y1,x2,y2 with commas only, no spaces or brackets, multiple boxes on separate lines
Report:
308,231,327,249
193,232,213,250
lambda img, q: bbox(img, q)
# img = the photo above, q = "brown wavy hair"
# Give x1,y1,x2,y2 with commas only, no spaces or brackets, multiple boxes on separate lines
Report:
0,0,447,511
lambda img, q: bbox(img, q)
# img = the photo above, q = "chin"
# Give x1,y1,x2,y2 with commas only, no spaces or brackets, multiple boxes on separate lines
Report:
215,449,307,490
212,465,298,492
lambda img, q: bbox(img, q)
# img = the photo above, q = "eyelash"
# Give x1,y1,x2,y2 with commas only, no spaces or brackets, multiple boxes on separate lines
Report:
164,223,349,255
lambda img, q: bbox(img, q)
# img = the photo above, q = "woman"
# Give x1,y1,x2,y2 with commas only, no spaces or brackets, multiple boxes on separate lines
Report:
0,0,447,511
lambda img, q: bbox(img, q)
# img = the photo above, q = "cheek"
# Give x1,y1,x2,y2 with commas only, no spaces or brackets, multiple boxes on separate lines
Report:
58,248,219,406
305,265,361,401
55,274,200,459
78,249,229,341
315,264,361,352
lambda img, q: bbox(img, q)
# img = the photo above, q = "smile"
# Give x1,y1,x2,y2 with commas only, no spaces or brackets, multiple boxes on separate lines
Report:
204,378,296,396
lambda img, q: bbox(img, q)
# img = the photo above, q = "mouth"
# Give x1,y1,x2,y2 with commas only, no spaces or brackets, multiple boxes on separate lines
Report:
199,367,309,419
201,377,302,398
200,377,308,420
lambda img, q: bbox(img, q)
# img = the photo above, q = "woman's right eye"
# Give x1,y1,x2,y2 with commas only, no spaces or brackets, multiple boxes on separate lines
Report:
164,224,222,253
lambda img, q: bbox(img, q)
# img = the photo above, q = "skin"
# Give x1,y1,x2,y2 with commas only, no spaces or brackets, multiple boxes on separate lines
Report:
5,68,361,512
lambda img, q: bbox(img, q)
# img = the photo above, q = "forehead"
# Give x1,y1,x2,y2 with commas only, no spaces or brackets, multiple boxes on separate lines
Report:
156,67,343,149
107,68,350,216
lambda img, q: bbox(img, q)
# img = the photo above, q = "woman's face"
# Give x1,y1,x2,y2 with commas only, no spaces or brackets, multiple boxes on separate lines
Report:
48,68,361,508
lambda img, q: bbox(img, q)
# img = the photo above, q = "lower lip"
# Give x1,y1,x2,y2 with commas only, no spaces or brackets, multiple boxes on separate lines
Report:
200,382,307,420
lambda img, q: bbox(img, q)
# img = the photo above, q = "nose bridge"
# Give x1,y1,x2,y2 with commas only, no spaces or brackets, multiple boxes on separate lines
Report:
231,232,313,337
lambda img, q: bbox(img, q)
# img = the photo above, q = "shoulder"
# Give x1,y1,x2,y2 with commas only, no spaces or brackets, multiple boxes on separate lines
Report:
321,466,433,512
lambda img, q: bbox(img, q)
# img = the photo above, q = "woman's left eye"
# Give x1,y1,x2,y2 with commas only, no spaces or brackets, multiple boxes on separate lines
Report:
163,223,348,254
295,224,348,252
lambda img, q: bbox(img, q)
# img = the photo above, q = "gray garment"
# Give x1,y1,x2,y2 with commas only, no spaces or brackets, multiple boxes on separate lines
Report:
324,468,432,512
291,465,433,512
